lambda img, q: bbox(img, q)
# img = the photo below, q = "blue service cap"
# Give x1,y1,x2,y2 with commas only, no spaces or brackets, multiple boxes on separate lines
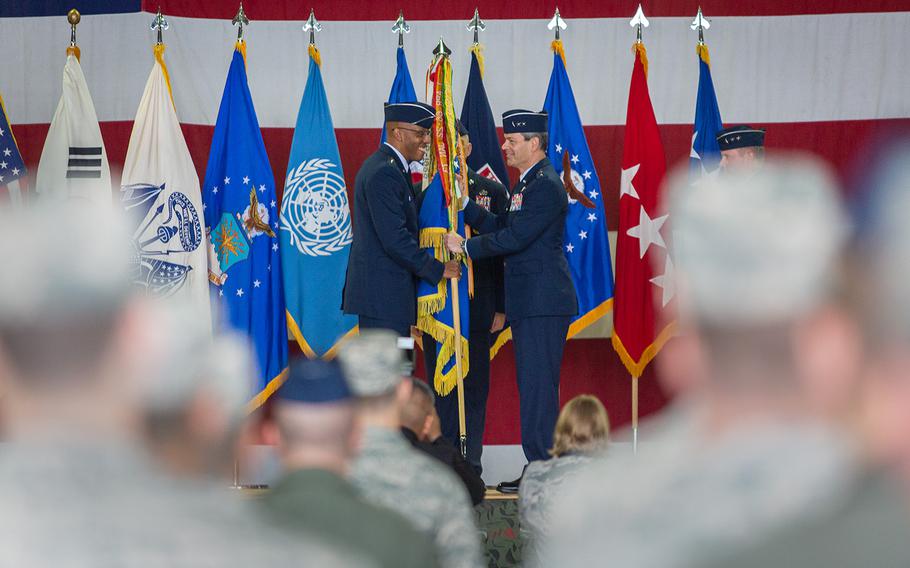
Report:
502,109,548,134
716,125,766,151
384,102,435,129
275,357,352,404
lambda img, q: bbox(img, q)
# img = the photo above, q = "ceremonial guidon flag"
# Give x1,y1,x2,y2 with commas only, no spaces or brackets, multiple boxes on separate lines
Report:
544,39,615,338
690,43,724,177
0,92,26,207
35,46,111,207
612,42,675,378
203,43,288,408
119,43,211,329
280,44,357,359
417,54,470,397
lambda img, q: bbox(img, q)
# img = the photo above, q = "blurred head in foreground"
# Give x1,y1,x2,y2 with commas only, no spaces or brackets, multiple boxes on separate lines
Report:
659,156,859,422
0,202,147,442
846,138,910,484
261,358,359,475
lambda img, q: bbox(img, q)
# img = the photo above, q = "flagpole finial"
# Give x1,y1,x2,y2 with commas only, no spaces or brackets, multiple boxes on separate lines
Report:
467,8,486,45
67,9,81,47
630,4,649,44
232,2,250,42
151,8,169,45
392,10,411,48
303,9,322,46
547,7,567,41
433,37,452,58
690,7,711,45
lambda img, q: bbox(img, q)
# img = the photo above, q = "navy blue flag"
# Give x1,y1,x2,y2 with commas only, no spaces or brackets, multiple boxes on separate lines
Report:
203,45,288,408
460,49,510,188
543,42,615,337
0,94,27,198
691,45,724,176
380,47,418,143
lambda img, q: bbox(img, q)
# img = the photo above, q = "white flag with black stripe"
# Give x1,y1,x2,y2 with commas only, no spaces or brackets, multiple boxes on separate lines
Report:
35,53,111,206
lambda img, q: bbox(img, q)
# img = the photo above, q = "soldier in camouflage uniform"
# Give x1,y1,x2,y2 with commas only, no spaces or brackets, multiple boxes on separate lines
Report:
539,160,864,568
338,330,484,568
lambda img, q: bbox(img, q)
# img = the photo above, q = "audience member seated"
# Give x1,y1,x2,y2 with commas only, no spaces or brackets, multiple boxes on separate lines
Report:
519,395,609,560
400,377,486,506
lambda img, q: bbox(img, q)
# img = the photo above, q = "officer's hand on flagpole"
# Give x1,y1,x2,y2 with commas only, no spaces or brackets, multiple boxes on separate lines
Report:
490,312,506,333
444,232,465,254
443,260,462,279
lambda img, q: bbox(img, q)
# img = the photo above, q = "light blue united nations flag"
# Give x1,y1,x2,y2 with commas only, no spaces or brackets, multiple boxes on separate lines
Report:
203,44,288,408
280,46,356,359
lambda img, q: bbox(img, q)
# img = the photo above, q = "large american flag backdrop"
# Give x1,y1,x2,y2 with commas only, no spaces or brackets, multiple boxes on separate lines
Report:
3,1,908,444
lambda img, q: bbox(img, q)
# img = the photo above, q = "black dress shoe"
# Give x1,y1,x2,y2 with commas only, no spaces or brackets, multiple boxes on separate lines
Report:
496,477,522,494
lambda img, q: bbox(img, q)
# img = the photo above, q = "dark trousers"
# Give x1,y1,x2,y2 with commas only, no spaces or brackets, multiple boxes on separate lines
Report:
358,316,410,338
512,315,570,462
422,328,491,475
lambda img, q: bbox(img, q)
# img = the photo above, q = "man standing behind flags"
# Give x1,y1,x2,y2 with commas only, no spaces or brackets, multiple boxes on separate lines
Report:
717,125,766,171
35,11,110,208
203,35,287,408
343,102,461,338
280,32,357,359
120,19,210,330
444,110,577,469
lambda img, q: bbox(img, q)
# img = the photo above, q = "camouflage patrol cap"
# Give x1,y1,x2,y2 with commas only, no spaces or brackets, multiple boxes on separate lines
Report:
336,329,408,397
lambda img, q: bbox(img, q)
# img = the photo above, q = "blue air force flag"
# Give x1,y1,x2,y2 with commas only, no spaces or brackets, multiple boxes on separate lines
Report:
203,46,287,407
0,92,26,207
460,50,510,188
120,45,211,329
280,49,356,359
380,46,418,143
691,45,724,176
543,43,615,337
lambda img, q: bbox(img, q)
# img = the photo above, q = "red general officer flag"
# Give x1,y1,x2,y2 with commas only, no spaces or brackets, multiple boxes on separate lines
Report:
612,42,675,378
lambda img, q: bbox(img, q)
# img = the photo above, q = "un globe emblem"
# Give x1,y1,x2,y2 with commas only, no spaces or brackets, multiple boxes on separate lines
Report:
281,159,353,257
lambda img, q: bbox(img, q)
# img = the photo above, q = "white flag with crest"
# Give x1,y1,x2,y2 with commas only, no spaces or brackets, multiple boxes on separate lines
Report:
35,52,111,206
120,45,211,329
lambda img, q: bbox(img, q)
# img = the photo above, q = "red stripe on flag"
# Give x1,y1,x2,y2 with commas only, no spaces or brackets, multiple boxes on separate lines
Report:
13,118,908,228
144,1,910,21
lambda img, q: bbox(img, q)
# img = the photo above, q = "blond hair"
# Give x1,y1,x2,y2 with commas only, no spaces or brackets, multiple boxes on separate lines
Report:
549,395,610,457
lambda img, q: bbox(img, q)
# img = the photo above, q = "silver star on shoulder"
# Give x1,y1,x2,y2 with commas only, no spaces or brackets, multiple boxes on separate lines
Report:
626,206,668,259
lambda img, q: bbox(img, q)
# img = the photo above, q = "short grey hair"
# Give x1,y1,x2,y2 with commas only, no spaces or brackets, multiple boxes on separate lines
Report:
521,132,548,151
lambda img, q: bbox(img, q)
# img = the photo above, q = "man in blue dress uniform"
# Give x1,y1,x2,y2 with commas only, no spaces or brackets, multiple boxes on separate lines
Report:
444,109,578,482
717,124,766,171
343,102,461,337
421,119,509,476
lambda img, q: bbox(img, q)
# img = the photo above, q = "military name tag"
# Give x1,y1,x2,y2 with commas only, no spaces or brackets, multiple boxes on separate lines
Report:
510,193,523,212
477,195,491,211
